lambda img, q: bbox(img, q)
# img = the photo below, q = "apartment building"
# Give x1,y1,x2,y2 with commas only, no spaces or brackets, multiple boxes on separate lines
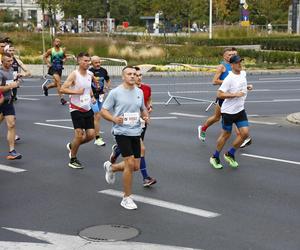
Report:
0,0,42,24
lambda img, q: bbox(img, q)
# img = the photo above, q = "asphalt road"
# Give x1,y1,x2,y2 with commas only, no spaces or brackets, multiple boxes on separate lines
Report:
0,73,300,250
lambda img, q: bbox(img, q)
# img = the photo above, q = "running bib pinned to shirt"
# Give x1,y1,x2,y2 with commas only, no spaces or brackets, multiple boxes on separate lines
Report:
6,80,14,85
80,94,91,107
123,112,139,126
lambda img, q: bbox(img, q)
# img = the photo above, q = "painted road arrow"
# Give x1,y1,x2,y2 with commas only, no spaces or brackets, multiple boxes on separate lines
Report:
1,227,201,250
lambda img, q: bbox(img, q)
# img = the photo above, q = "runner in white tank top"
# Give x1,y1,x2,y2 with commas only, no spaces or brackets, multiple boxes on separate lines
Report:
60,52,95,169
69,69,93,112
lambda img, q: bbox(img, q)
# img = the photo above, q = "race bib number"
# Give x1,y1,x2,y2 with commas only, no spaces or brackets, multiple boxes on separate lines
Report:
80,94,91,106
6,80,14,85
123,112,139,126
99,94,104,102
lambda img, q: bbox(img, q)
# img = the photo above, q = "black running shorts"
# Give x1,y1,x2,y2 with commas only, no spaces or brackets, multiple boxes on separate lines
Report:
0,102,15,116
115,135,141,158
70,110,94,130
221,109,249,132
48,66,63,77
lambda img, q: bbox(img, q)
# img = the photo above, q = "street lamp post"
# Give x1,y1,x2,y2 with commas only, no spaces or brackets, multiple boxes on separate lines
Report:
209,0,212,39
292,0,299,33
20,0,24,29
106,0,110,36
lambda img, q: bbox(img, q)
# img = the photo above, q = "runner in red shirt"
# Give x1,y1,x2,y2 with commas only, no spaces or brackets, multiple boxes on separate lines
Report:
134,67,156,186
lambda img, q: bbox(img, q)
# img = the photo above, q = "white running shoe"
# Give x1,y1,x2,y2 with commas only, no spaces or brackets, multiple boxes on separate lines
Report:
240,137,252,148
120,196,137,210
103,161,115,184
94,137,106,146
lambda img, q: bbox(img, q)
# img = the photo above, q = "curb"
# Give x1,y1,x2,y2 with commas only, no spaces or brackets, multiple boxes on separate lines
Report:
286,113,300,125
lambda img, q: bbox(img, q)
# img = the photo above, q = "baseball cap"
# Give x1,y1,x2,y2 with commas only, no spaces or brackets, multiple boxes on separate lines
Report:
230,55,243,64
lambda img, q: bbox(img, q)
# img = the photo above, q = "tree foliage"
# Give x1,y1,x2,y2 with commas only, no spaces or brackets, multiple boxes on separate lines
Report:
35,0,291,26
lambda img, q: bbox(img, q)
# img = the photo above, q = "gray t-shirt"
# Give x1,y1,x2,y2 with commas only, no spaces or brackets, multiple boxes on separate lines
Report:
102,85,145,136
0,67,14,101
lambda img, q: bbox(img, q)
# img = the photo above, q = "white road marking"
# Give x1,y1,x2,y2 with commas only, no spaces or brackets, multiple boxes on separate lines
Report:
0,164,27,173
247,114,261,117
46,119,72,122
150,82,212,86
150,79,300,86
153,88,300,95
170,112,207,118
18,85,42,88
273,99,300,102
99,189,220,218
259,77,300,80
242,153,300,166
34,122,73,130
151,116,177,120
246,99,300,103
255,79,300,83
154,99,300,105
248,120,277,125
2,227,198,250
17,97,40,101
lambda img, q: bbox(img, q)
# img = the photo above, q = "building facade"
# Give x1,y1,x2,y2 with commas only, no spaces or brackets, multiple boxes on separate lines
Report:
0,0,43,25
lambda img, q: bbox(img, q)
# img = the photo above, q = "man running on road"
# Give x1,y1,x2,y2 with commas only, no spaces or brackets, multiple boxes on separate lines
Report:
43,38,67,105
89,56,111,146
60,52,95,169
101,66,149,210
0,53,22,160
109,66,156,187
210,55,253,169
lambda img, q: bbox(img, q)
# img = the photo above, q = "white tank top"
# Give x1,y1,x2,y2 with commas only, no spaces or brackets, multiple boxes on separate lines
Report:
69,70,92,112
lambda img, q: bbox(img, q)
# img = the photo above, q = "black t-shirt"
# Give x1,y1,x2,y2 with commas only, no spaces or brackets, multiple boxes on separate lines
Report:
12,57,20,72
89,67,109,98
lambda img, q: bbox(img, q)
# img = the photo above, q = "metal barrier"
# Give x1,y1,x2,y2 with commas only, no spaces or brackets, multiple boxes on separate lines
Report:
41,57,127,89
99,57,127,76
164,64,215,111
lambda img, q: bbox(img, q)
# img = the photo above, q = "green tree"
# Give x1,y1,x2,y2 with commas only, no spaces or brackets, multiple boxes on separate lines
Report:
60,0,106,19
248,0,290,25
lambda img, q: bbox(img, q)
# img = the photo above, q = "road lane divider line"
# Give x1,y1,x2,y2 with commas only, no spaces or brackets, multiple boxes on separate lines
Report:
248,120,277,125
242,153,300,166
34,122,73,130
46,119,72,122
17,97,40,101
170,112,207,118
150,116,177,120
0,164,27,173
99,189,220,218
273,99,300,102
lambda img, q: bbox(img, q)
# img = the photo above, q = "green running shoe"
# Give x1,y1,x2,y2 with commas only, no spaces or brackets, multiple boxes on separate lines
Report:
209,156,223,169
224,153,239,168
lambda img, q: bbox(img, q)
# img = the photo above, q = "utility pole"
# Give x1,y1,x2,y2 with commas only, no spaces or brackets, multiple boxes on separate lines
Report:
20,0,24,29
106,0,110,36
292,0,299,33
209,0,212,39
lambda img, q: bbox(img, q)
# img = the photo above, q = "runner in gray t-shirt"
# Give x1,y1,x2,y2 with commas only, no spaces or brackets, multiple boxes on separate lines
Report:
0,53,22,160
101,66,149,210
102,84,145,136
